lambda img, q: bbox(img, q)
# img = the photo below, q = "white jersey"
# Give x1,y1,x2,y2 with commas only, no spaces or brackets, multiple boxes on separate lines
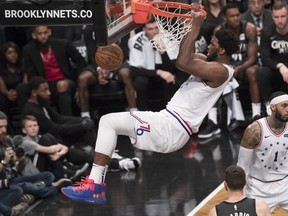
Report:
128,31,162,70
249,118,288,182
166,64,234,133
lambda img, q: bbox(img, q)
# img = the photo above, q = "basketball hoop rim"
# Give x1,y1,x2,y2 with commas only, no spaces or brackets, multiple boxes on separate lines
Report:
131,0,206,19
149,2,206,19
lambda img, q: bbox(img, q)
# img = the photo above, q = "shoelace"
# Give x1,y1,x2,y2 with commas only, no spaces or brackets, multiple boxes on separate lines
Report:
72,177,94,191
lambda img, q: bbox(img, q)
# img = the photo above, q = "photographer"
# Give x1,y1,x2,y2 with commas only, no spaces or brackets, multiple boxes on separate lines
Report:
0,111,70,203
0,111,29,216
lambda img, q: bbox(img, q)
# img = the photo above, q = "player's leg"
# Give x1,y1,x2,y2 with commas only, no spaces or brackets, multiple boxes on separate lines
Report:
117,63,137,110
56,79,73,116
245,64,261,120
61,112,136,203
77,67,97,118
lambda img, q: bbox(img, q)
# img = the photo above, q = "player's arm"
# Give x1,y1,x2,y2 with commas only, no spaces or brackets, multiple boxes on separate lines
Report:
208,207,217,216
234,23,258,74
177,18,229,84
176,13,205,74
255,199,271,216
237,121,261,175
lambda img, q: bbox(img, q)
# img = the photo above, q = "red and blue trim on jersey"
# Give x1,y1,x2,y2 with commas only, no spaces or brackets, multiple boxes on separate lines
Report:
166,109,193,136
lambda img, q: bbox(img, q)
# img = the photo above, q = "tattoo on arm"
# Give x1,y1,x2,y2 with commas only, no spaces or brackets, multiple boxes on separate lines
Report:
240,122,260,149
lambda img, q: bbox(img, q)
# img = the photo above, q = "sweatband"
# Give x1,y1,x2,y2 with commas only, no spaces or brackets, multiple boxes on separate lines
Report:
237,146,254,176
270,95,288,105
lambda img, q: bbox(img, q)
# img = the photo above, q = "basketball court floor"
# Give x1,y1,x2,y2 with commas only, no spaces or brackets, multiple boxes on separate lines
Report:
23,124,288,216
23,127,247,216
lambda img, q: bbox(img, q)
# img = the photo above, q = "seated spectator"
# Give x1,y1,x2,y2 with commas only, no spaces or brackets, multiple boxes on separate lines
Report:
128,17,177,111
241,0,274,35
258,1,288,116
0,41,28,134
20,25,88,116
203,0,225,28
208,165,271,216
0,111,71,205
80,26,137,118
242,0,274,66
20,115,89,181
21,76,96,165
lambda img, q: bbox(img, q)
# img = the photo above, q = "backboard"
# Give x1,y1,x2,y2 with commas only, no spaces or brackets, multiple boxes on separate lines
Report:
0,0,159,45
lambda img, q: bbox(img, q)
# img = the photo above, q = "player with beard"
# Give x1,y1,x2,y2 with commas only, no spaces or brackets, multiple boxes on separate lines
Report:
61,12,240,204
238,91,288,213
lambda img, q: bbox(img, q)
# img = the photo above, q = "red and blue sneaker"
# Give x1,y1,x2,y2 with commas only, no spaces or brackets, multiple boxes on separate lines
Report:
61,176,106,204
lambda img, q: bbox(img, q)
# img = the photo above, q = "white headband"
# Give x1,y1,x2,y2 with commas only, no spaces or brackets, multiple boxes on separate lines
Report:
270,95,288,105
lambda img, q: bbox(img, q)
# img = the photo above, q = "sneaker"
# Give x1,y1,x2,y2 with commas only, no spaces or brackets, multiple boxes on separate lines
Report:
198,120,221,138
111,150,123,160
61,176,106,204
11,202,29,216
52,178,73,191
119,157,141,171
20,194,35,205
63,163,89,181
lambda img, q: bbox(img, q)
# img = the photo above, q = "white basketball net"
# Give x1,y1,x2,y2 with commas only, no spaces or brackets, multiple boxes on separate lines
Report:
150,5,193,52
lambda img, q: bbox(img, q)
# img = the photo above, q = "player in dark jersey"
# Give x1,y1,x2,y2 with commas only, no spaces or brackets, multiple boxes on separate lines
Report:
208,165,270,216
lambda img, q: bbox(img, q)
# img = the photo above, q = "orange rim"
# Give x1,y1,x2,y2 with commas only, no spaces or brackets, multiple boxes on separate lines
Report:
149,2,206,19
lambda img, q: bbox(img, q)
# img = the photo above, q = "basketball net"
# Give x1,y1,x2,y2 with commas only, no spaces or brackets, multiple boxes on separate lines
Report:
150,2,205,52
150,5,194,52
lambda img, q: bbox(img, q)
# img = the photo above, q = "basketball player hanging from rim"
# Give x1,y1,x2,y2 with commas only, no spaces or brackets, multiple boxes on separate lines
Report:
61,5,240,204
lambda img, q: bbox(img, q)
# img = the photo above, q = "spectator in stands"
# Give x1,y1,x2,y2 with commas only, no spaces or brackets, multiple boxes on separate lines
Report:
208,165,271,216
0,111,69,206
0,112,29,216
242,0,274,66
128,17,177,111
21,76,96,165
20,115,89,181
196,0,224,56
257,1,288,116
203,0,225,27
0,41,28,134
21,25,87,116
199,3,261,137
79,26,137,118
242,0,274,35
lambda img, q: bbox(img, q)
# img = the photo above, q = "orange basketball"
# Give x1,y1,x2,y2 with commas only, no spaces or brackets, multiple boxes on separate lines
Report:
95,44,124,71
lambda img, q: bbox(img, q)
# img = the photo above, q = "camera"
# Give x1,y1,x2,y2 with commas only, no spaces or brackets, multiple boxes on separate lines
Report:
11,135,25,158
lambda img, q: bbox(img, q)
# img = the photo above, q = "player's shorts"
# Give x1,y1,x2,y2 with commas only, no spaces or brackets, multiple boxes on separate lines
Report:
129,109,192,153
245,175,288,212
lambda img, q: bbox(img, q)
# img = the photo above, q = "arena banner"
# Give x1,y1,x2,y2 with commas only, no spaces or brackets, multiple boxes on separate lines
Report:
0,0,94,26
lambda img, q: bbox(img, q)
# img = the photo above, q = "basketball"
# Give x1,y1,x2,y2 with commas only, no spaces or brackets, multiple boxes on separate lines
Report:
95,43,124,71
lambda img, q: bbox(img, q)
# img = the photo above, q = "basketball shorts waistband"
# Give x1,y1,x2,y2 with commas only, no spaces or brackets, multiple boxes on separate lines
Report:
165,109,193,136
249,174,288,183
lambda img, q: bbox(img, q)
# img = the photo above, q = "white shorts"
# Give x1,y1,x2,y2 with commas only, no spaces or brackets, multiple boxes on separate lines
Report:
129,109,192,153
245,175,288,212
